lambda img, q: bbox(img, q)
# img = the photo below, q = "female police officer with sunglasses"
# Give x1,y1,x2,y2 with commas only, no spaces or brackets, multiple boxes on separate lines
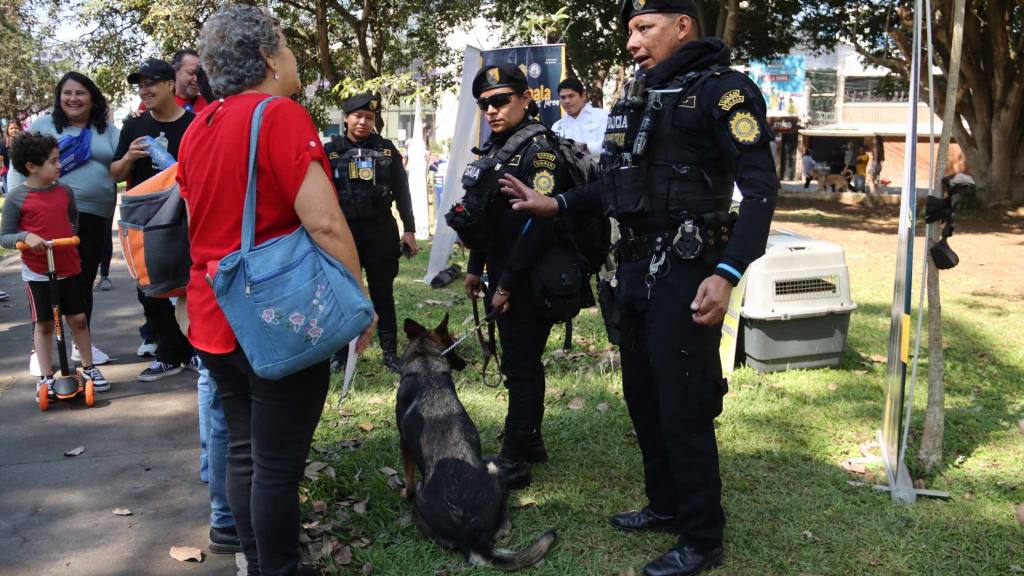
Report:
448,63,570,490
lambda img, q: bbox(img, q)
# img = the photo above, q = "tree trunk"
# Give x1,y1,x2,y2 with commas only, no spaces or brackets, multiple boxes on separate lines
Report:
314,0,339,85
590,67,608,108
722,0,740,47
918,0,965,473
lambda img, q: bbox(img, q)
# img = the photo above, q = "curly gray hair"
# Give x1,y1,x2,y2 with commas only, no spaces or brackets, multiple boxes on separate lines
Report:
199,5,281,98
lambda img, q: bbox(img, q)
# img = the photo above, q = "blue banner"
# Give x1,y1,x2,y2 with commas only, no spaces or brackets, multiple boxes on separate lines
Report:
479,44,566,143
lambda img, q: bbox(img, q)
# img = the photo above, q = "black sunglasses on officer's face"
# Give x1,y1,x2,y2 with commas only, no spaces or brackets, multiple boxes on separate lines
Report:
476,92,518,111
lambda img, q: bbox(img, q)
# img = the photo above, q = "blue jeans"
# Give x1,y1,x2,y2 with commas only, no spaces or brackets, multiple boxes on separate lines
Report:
198,361,234,529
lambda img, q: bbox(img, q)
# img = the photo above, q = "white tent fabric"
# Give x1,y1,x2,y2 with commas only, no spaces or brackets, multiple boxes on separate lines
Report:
424,46,482,282
408,95,430,240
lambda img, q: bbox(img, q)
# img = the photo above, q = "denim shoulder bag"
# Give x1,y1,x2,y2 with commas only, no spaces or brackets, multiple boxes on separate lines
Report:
212,97,374,380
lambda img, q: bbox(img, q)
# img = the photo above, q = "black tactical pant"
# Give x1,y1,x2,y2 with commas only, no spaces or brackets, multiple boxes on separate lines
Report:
613,254,727,553
364,256,400,353
495,288,555,439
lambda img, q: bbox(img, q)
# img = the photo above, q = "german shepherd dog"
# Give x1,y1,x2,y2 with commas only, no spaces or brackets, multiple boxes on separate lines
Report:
397,314,557,570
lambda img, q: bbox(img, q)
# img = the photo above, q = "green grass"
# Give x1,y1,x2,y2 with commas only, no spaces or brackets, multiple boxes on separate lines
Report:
300,204,1024,576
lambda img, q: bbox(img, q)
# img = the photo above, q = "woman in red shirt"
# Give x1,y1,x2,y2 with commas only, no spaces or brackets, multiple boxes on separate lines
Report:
177,6,374,575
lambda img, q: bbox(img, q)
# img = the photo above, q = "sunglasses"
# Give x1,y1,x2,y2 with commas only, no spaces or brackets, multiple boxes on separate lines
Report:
476,92,517,111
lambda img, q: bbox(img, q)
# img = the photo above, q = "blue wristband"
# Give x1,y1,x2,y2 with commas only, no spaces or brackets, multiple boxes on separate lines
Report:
716,263,742,282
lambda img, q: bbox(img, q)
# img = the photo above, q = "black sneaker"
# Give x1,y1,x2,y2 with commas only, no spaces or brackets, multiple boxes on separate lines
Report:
138,360,183,382
208,525,241,554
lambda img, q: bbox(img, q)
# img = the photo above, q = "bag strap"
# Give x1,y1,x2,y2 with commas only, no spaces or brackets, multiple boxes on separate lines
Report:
241,96,281,254
495,122,548,163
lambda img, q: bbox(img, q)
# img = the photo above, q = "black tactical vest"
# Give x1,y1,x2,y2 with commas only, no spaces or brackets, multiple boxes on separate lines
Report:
600,67,736,230
329,135,395,221
446,122,550,250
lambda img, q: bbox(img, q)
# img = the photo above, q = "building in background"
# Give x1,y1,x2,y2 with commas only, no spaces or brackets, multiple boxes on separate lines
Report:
746,43,969,191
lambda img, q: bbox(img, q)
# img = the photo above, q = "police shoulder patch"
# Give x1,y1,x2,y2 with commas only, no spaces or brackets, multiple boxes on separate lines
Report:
728,110,761,145
329,152,340,160
719,89,745,112
535,151,557,163
533,170,555,195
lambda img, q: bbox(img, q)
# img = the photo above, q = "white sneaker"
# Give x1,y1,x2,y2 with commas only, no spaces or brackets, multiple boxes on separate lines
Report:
137,340,158,358
30,352,42,377
72,344,110,365
29,350,71,377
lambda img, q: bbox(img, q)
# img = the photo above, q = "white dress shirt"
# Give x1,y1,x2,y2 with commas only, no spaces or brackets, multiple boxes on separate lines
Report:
552,103,609,160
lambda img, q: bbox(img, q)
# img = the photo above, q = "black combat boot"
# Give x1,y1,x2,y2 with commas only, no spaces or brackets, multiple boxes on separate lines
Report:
379,330,401,373
484,429,535,490
520,429,548,463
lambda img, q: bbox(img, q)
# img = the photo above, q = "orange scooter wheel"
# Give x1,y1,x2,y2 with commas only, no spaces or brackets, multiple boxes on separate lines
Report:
38,385,49,411
85,380,95,407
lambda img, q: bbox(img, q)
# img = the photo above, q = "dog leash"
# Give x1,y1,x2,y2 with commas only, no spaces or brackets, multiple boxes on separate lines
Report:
440,305,502,358
473,298,502,387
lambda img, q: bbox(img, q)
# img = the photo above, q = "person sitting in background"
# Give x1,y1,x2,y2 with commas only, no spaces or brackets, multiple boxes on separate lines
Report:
111,58,197,382
178,6,374,574
8,72,120,372
551,78,609,160
0,132,109,398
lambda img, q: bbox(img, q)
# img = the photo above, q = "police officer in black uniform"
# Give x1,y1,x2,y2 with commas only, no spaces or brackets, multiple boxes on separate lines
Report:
500,2,778,574
455,64,570,490
325,93,417,373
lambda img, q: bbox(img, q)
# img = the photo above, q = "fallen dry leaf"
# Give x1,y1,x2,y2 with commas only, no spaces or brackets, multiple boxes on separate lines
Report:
514,498,537,509
801,530,820,543
64,446,85,457
368,395,384,405
839,459,867,475
380,466,399,477
546,389,566,401
868,353,887,363
312,500,327,514
169,545,204,563
358,422,375,433
1018,420,1024,439
112,508,132,516
963,492,975,501
362,562,374,574
339,410,353,418
334,545,353,565
1010,564,1024,573
305,461,329,480
353,499,368,515
386,476,406,491
395,513,413,527
913,478,926,490
339,438,362,449
1017,503,1024,526
596,402,610,413
567,397,585,411
618,569,636,576
827,383,838,392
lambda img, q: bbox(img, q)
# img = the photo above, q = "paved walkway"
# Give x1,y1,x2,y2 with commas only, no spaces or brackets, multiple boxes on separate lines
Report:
0,245,236,575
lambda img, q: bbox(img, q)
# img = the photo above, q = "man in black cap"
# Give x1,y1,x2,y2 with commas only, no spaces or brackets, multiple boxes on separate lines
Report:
112,58,199,383
447,63,572,489
324,92,416,373
500,2,779,574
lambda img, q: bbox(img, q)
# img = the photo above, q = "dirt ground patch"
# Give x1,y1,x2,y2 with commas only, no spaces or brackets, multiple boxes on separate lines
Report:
772,197,1024,299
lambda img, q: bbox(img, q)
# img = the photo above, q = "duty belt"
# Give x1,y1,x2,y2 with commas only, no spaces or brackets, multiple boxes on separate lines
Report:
616,211,737,263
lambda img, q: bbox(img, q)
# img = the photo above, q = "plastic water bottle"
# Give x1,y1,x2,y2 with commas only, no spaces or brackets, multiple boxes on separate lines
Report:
144,133,176,171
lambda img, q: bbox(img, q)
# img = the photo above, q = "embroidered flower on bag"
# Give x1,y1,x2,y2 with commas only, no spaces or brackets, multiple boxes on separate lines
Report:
306,318,323,345
261,308,282,325
288,313,306,333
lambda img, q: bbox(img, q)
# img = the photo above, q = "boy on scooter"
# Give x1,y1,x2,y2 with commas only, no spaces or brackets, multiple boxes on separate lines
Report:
0,132,109,399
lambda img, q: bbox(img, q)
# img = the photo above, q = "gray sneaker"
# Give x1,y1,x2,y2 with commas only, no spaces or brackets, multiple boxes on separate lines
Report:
96,277,114,291
82,366,110,392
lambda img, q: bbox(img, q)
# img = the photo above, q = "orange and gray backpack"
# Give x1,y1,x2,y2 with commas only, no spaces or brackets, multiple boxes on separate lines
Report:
117,165,191,298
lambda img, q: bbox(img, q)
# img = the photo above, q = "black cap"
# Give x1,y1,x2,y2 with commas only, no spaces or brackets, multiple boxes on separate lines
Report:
619,0,702,28
127,58,176,84
472,64,529,99
342,92,382,114
557,78,585,95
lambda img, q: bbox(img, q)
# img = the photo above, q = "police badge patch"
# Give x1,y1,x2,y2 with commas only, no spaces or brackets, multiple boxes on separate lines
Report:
633,0,646,9
533,171,555,195
487,68,501,85
728,111,761,144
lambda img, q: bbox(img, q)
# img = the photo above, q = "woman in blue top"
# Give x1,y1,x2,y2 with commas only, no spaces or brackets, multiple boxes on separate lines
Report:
8,72,120,366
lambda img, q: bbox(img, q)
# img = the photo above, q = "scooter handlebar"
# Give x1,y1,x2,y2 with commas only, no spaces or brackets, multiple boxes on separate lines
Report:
15,236,80,251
